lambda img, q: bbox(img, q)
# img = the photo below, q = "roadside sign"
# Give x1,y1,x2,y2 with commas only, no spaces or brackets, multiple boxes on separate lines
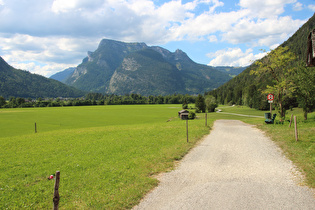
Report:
268,100,273,103
267,94,274,101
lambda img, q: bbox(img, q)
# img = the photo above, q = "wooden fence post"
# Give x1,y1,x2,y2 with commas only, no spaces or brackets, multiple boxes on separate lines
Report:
205,112,207,127
289,114,293,128
35,122,37,133
186,119,188,143
294,116,298,141
53,171,60,210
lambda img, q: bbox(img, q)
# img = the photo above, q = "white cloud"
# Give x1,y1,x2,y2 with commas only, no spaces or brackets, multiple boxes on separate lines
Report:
0,0,311,77
51,0,77,13
51,0,105,13
168,9,250,41
222,16,305,47
207,0,224,13
239,0,296,18
207,48,267,67
308,4,315,11
0,34,99,76
208,35,218,42
293,2,303,11
9,61,74,77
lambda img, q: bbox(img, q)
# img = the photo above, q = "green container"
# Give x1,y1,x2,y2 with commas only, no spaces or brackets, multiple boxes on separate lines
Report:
265,113,271,119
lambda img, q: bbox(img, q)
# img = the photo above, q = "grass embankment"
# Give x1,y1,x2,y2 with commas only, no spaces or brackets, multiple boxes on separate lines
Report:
0,105,210,209
213,106,315,188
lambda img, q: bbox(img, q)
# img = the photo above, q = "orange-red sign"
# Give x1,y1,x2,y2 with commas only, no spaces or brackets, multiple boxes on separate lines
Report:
267,94,274,101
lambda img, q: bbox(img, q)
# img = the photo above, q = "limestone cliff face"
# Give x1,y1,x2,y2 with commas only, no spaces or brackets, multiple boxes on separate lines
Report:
64,39,148,92
59,39,235,95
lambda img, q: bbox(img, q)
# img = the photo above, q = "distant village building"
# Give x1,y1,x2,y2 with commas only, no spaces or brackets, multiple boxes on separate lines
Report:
178,110,189,120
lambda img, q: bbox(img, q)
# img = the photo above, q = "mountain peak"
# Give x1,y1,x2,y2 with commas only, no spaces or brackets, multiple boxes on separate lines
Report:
0,56,13,72
51,39,236,95
174,49,190,61
98,39,147,51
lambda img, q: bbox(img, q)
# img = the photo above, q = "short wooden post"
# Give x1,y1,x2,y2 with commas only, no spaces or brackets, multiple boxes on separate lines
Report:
53,171,60,210
294,116,298,141
35,122,37,133
205,112,207,126
289,114,293,128
186,119,188,143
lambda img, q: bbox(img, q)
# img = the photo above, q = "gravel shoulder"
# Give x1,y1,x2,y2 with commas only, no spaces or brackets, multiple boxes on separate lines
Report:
133,120,315,210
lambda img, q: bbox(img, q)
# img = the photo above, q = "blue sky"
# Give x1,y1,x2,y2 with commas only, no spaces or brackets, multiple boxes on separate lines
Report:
0,0,314,77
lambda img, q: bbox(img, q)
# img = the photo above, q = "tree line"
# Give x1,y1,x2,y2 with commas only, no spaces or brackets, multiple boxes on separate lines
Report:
0,94,198,108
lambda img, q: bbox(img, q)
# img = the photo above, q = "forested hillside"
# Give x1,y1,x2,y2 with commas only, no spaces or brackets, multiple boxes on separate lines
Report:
0,57,85,99
208,13,315,112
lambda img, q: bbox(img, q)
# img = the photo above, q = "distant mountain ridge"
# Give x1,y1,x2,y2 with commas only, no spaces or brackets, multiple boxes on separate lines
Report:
50,67,75,83
51,39,246,95
0,56,85,98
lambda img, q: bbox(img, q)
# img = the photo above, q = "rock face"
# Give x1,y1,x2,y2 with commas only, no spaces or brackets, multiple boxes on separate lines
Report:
56,39,241,95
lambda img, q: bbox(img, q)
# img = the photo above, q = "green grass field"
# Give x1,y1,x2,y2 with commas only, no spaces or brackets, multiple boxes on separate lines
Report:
0,105,210,209
0,105,314,209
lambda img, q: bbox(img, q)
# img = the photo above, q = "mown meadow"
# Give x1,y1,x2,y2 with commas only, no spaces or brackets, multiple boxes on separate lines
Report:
0,105,210,209
0,105,314,209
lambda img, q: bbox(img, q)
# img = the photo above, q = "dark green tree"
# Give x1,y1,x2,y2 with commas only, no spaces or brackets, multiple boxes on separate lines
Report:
0,96,6,107
182,98,188,109
195,94,206,113
205,95,218,112
293,62,315,120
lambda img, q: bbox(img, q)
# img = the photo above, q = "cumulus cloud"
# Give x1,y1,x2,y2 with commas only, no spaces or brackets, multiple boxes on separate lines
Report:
222,16,305,46
293,2,303,11
308,4,315,11
207,48,267,67
0,33,99,76
239,0,296,18
9,61,74,77
208,35,218,42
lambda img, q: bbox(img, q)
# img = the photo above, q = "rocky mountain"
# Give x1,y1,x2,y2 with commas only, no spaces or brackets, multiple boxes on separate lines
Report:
50,67,75,83
0,56,85,98
52,39,243,95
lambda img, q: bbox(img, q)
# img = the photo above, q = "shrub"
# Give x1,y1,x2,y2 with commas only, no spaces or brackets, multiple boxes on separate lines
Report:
188,111,196,119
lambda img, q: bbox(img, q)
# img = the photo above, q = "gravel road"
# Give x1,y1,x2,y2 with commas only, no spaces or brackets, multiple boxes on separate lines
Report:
133,120,315,210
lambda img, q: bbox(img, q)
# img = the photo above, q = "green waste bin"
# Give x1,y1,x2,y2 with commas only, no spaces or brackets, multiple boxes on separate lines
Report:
265,113,271,119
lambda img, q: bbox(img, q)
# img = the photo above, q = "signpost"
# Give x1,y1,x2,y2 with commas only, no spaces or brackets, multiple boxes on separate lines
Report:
267,94,274,115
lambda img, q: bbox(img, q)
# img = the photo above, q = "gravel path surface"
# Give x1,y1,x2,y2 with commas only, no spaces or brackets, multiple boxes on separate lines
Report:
133,120,315,210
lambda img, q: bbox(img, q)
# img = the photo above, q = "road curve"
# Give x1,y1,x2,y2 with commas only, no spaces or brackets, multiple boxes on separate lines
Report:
133,120,315,210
